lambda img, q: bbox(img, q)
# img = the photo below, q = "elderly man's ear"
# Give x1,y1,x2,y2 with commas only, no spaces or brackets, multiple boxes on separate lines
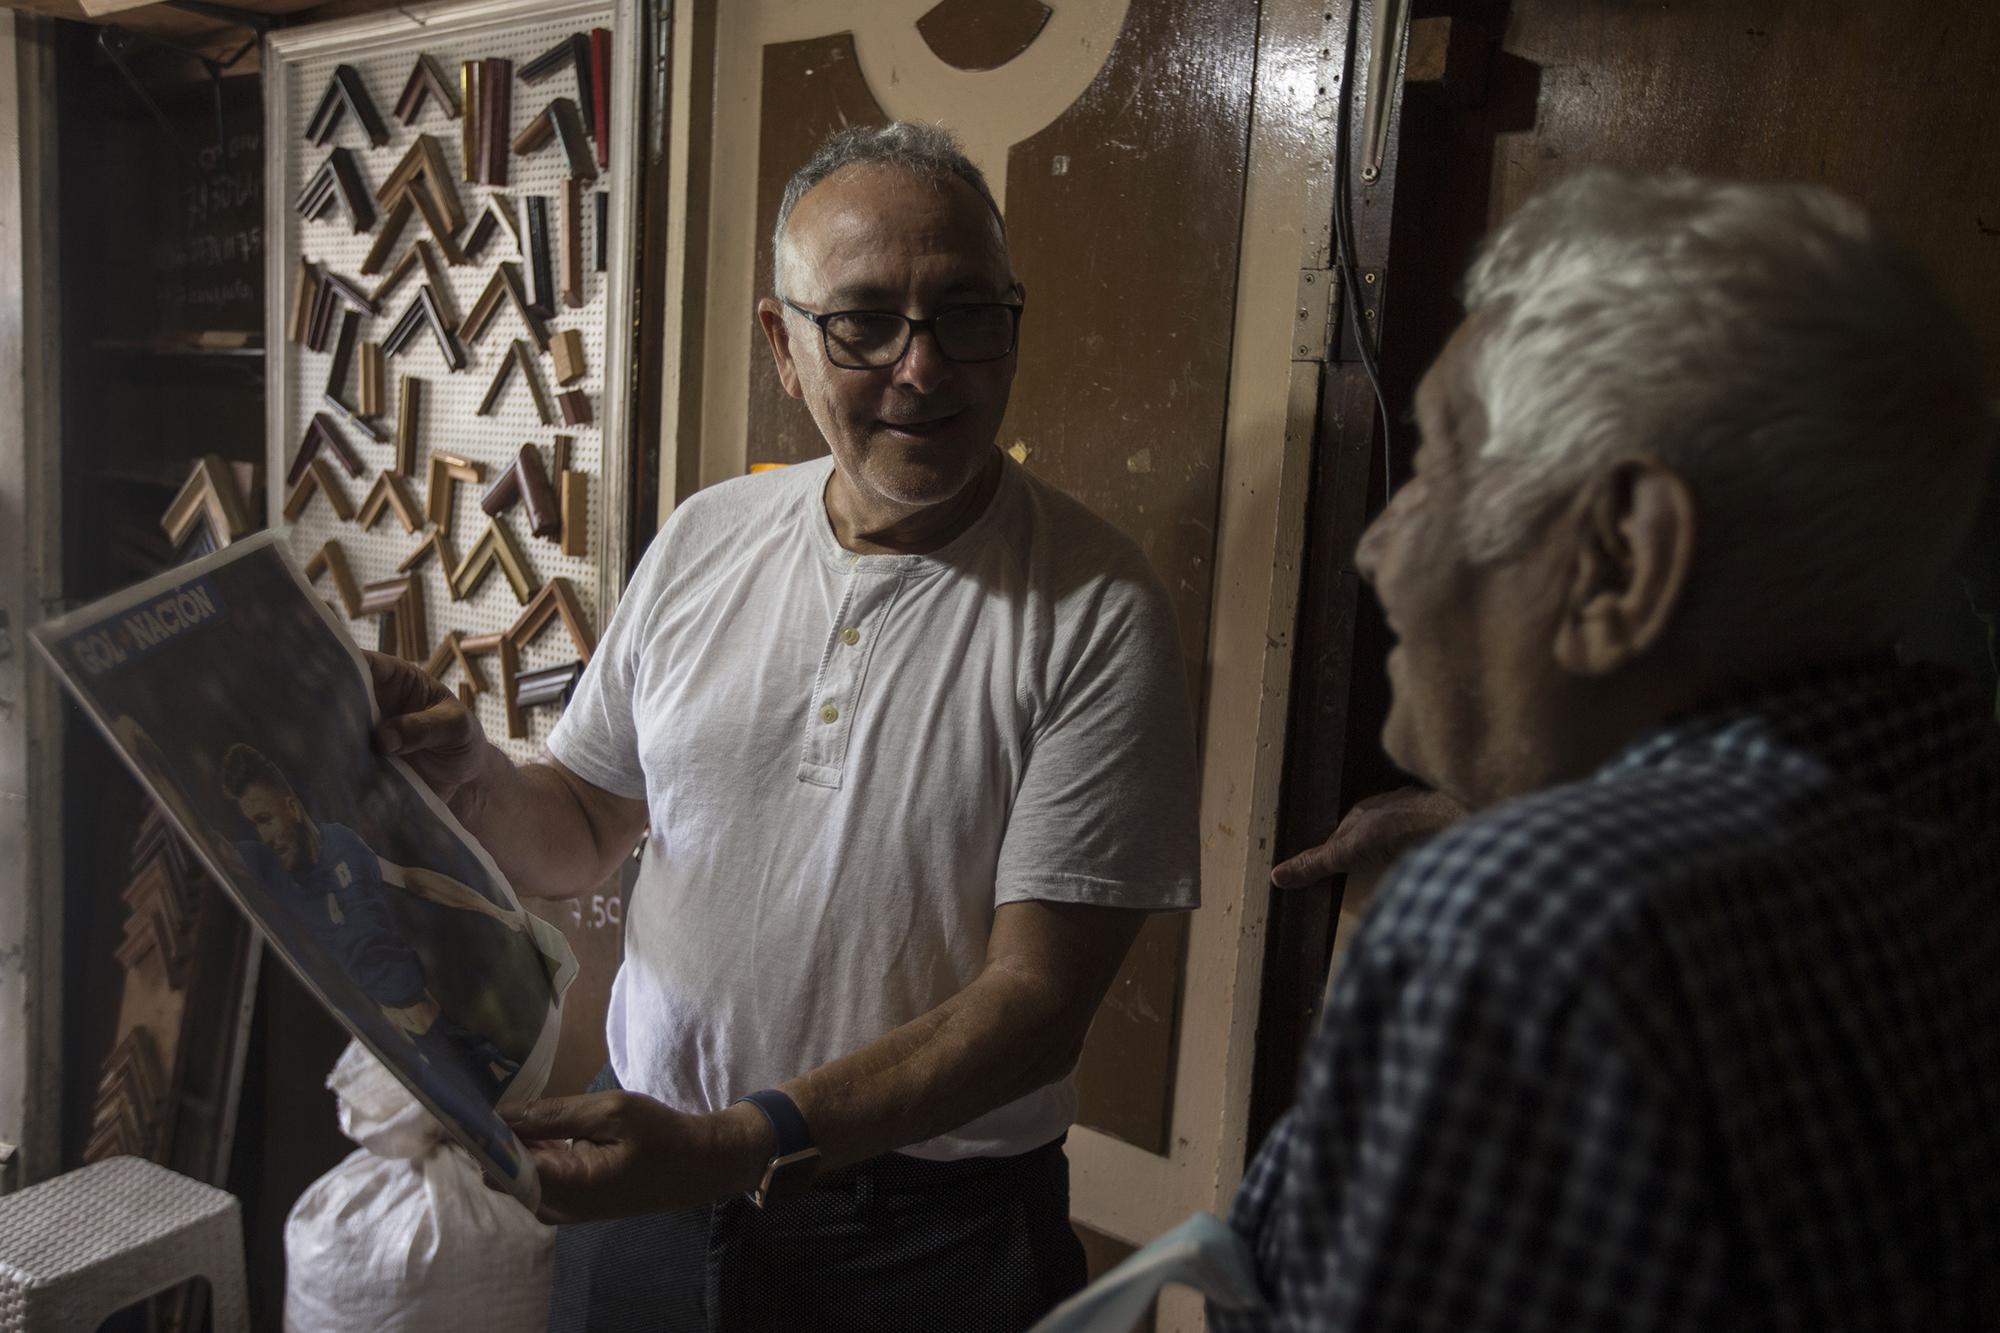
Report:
1554,457,1696,676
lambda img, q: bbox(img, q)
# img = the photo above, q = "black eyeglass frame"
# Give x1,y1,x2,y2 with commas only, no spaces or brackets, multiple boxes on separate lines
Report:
779,297,1026,370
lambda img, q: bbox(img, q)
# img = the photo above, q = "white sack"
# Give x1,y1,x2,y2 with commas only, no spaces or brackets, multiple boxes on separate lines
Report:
284,1041,554,1332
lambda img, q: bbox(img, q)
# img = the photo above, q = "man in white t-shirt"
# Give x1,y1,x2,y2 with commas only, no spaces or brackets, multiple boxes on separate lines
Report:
369,122,1201,1330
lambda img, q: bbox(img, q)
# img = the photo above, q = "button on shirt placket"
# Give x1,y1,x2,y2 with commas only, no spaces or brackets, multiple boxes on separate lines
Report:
798,558,907,788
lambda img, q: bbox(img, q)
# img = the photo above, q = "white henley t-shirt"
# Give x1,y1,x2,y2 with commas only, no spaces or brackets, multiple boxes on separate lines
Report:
546,453,1201,1160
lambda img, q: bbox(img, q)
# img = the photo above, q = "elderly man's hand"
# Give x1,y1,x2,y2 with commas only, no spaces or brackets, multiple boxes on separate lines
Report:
1272,786,1466,910
501,1091,775,1226
366,650,492,804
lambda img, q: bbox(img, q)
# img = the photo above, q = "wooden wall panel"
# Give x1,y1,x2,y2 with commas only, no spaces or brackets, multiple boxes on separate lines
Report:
1485,0,2000,375
1002,0,1258,1154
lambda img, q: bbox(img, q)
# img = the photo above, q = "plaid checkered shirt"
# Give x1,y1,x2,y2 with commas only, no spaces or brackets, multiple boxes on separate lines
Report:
1218,658,2000,1332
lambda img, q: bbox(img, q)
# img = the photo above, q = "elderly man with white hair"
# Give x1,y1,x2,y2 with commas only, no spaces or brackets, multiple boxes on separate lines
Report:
1221,173,2000,1331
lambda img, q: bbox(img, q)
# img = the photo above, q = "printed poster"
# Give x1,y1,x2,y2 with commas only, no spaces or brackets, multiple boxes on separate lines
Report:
34,532,575,1209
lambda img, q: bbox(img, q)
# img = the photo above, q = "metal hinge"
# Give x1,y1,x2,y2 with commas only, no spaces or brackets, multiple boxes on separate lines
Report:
1294,267,1341,362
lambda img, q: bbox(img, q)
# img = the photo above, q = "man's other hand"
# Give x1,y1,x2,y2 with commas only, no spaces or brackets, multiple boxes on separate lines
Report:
1271,786,1466,905
501,1091,775,1225
367,650,491,803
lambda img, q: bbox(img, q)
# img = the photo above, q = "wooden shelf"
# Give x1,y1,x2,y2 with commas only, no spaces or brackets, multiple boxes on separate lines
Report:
91,337,265,359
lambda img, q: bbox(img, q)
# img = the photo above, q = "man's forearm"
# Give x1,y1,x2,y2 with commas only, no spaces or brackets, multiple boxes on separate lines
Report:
448,747,634,898
777,965,1090,1174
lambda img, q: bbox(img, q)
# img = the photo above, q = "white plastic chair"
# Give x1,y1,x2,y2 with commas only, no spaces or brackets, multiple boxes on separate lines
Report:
0,1155,248,1332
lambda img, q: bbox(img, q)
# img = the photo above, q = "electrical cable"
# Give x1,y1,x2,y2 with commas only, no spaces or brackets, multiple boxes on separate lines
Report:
1331,0,1398,503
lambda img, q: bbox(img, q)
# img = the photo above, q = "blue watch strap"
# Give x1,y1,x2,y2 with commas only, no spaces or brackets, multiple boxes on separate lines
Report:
736,1088,814,1158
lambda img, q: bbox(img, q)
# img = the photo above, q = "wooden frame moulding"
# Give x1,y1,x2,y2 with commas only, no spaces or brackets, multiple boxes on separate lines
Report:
383,285,466,370
304,540,362,615
551,327,586,385
114,854,196,982
324,308,360,400
422,629,488,693
520,195,554,316
425,451,484,535
394,170,467,266
356,469,423,533
481,57,513,187
463,192,521,263
320,267,380,317
161,455,253,551
514,97,596,184
284,457,355,522
507,574,595,660
395,54,461,125
307,64,389,148
514,661,582,711
510,105,555,156
296,147,374,233
454,515,536,604
399,527,463,598
477,340,554,424
287,259,320,345
477,344,518,416
360,194,412,276
589,29,609,167
415,240,459,327
85,1029,168,1163
377,134,465,235
480,440,561,538
560,178,584,308
497,636,524,737
371,241,421,307
321,389,387,446
395,375,421,476
551,98,597,183
358,340,384,417
305,267,337,350
518,440,561,537
358,575,428,662
519,33,582,89
459,260,548,349
557,388,592,426
288,411,363,486
559,469,588,557
461,59,481,183
594,189,607,272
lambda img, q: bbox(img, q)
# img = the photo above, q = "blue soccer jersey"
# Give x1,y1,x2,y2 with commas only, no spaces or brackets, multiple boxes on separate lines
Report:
239,823,429,1007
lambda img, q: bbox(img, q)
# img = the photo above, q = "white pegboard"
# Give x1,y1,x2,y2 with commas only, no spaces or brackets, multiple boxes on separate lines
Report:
264,0,638,760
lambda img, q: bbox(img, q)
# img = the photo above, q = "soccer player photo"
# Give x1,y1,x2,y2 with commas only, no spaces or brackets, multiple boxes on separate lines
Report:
33,533,573,1209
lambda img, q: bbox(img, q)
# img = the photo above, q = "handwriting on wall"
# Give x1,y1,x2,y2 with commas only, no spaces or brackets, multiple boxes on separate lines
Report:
158,122,264,329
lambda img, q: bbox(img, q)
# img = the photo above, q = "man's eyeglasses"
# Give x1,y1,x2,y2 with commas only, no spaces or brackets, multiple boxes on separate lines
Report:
780,298,1025,370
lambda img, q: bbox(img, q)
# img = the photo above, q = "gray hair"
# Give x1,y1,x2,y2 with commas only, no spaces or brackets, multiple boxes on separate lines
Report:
772,122,1007,298
1457,171,1993,649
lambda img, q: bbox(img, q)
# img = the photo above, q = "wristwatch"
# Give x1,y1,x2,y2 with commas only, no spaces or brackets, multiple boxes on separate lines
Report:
735,1088,821,1208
